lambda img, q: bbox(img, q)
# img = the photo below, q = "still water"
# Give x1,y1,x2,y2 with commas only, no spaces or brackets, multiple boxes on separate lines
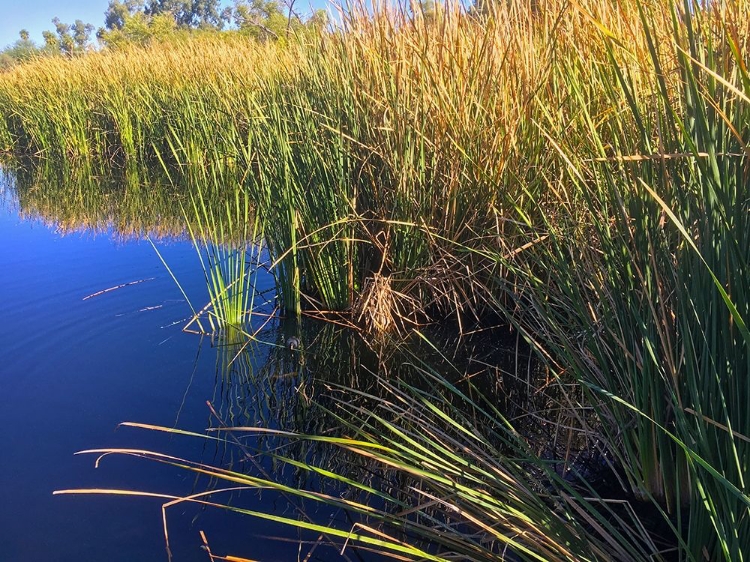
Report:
0,171,338,561
0,165,531,562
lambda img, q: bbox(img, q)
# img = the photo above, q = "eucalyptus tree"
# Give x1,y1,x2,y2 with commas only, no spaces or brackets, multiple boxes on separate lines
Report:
104,0,147,30
232,0,288,40
47,18,95,54
144,0,227,28
0,29,39,70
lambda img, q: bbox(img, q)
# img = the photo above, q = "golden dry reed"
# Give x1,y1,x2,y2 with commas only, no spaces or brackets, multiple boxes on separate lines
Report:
0,0,681,323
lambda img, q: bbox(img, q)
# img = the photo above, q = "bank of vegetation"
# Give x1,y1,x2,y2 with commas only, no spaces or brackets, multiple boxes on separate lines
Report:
3,0,749,559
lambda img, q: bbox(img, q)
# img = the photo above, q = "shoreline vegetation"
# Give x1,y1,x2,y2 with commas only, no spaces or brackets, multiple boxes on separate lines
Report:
2,0,749,559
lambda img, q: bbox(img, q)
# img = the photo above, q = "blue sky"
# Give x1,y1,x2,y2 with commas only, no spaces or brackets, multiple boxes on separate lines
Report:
1,0,111,49
0,0,330,50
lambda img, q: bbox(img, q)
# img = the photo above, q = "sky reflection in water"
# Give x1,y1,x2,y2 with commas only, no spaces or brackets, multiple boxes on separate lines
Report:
0,173,318,561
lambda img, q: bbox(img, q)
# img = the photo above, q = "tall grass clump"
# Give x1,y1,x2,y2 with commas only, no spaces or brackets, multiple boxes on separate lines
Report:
183,187,266,333
479,1,750,559
0,35,287,173
233,0,656,328
0,0,662,329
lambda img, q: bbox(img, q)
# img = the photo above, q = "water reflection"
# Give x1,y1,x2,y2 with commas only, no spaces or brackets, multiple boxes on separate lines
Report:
1,161,598,561
206,321,508,452
5,159,254,244
200,320,381,471
155,320,557,560
6,159,188,239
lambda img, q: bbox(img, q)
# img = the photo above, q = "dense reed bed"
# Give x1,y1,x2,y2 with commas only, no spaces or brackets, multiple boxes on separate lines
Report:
5,0,749,559
0,0,666,325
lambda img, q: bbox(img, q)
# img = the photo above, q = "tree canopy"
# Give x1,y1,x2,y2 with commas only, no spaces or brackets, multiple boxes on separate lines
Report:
1,0,328,69
99,0,326,46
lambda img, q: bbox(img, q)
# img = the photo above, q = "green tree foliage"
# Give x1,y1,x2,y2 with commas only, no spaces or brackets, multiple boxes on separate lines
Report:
49,17,95,54
100,0,227,47
73,20,96,49
305,9,328,33
0,30,40,71
2,0,328,62
0,18,93,71
232,0,328,42
0,17,93,71
99,12,178,47
144,0,227,29
41,30,59,51
104,0,146,30
232,0,287,41
52,18,75,53
98,0,326,47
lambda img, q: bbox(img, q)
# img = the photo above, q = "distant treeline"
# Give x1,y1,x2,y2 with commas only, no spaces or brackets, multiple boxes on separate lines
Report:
1,0,329,70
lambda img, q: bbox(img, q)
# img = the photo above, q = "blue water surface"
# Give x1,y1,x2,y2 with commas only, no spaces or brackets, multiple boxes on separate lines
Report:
0,179,315,561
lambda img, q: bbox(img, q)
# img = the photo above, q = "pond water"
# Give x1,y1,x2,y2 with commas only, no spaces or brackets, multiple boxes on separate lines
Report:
0,165,549,562
0,169,354,561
